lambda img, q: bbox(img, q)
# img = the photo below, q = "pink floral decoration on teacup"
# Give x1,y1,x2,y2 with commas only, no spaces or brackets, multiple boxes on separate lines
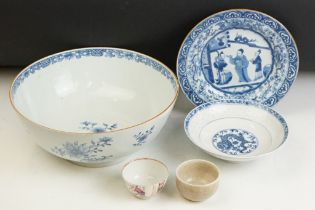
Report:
122,158,168,199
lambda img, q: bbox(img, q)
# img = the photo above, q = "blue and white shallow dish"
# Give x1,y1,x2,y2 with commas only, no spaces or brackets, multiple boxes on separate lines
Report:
177,9,299,107
184,100,288,162
9,47,179,167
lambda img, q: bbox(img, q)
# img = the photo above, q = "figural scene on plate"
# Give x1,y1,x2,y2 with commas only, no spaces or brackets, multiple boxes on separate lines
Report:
202,29,272,93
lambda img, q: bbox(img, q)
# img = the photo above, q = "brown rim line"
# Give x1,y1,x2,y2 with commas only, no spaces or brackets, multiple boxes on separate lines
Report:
176,8,299,106
9,47,180,135
121,157,169,176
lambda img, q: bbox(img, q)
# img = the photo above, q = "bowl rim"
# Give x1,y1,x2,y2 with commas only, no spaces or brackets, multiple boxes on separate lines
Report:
9,47,179,135
121,157,169,184
183,100,289,160
176,159,220,187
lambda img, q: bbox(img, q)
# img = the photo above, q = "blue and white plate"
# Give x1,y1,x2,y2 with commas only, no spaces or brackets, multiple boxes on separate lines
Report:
177,9,299,106
184,100,288,162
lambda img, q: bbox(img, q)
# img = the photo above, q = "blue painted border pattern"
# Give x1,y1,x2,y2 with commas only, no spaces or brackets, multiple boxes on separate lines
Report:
184,99,288,142
177,10,299,107
12,48,177,97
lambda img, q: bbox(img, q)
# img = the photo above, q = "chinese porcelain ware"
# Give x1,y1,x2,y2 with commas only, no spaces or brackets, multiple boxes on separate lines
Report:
9,47,179,167
184,100,288,162
176,159,219,202
177,9,299,107
122,158,168,199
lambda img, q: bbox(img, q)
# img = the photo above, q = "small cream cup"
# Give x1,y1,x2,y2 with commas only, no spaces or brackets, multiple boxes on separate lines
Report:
176,159,220,202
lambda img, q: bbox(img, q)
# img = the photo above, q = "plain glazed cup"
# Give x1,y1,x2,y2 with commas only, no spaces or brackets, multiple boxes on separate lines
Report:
176,159,220,202
122,158,168,199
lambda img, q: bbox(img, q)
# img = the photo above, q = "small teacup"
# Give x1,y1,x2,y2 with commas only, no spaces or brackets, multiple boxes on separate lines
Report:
122,158,168,199
176,159,220,202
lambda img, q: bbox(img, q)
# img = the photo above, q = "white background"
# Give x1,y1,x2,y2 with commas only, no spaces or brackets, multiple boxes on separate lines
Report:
0,69,314,210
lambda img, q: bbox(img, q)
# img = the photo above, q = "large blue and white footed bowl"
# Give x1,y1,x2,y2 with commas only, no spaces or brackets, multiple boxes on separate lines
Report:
10,47,179,167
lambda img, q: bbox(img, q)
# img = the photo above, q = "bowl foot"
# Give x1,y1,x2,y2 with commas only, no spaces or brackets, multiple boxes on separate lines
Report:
69,158,126,168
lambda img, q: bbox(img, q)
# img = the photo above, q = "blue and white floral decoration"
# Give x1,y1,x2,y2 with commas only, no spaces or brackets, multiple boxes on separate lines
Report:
177,9,299,107
133,126,155,146
51,137,113,162
79,121,118,133
12,48,177,98
212,128,258,155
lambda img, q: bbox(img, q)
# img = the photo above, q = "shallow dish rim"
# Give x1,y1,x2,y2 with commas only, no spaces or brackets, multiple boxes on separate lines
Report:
9,47,179,135
184,100,289,160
